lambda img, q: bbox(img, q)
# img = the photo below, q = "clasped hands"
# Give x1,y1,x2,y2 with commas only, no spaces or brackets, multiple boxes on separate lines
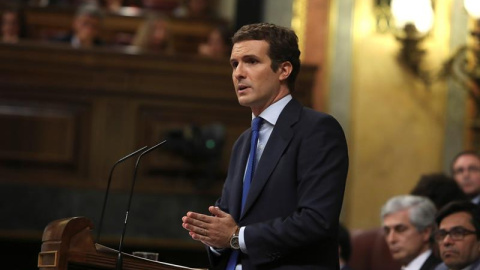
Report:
182,206,238,249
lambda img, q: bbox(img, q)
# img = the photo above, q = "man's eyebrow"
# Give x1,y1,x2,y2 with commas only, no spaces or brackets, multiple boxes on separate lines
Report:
232,54,258,59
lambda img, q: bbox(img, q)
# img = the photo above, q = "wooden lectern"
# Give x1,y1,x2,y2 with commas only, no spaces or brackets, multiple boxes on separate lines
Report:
38,217,206,270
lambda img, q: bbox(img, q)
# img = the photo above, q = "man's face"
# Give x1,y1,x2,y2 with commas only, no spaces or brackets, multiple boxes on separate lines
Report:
189,0,209,16
73,15,100,44
382,209,431,265
452,154,480,197
208,29,228,56
438,212,480,270
230,40,289,115
2,12,19,37
151,19,168,46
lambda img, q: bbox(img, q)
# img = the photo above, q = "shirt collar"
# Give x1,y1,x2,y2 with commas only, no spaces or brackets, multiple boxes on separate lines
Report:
471,194,480,205
252,94,292,125
71,35,81,48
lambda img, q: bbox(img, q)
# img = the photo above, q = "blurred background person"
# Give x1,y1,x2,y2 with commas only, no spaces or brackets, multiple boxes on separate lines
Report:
410,173,468,210
173,0,216,20
1,8,25,43
141,0,179,13
451,150,480,205
131,12,174,53
53,3,104,48
102,0,123,12
197,25,232,59
381,195,441,270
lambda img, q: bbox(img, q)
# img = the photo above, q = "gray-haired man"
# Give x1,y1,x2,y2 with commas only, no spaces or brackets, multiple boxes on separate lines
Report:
381,195,441,270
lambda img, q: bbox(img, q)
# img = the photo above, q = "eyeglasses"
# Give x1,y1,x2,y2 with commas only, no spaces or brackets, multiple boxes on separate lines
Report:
453,166,480,176
434,226,477,242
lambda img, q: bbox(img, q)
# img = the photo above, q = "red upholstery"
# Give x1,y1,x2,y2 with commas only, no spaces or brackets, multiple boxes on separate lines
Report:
349,227,402,270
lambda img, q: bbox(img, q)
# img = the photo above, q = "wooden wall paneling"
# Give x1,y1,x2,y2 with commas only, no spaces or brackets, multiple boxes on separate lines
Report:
0,97,91,181
135,99,249,192
0,42,315,191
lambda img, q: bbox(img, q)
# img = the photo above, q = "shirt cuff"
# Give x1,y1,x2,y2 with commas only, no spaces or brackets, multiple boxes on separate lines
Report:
239,226,247,253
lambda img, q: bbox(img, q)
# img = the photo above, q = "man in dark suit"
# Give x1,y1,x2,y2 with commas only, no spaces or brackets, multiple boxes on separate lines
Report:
434,201,480,270
181,23,349,270
381,195,441,270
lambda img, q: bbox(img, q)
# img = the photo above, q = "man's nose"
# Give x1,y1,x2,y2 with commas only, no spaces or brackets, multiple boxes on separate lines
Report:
442,234,454,246
233,63,245,79
386,231,397,243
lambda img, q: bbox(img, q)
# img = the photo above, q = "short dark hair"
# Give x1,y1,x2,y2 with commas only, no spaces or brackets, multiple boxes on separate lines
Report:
215,25,233,56
232,23,301,92
450,150,480,175
435,201,480,239
410,173,468,210
338,223,352,262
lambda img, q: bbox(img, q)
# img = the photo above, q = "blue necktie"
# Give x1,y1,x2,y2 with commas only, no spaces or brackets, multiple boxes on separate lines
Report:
241,117,263,214
225,117,263,270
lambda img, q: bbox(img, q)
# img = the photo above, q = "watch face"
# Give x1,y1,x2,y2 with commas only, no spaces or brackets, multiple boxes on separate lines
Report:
230,236,240,249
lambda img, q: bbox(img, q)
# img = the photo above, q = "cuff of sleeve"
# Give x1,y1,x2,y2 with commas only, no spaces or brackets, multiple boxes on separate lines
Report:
239,226,247,254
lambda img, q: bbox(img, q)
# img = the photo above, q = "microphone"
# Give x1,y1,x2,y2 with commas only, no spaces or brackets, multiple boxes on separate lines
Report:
116,140,167,270
96,145,148,244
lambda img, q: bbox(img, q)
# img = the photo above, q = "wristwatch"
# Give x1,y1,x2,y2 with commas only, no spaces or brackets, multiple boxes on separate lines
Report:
229,226,240,250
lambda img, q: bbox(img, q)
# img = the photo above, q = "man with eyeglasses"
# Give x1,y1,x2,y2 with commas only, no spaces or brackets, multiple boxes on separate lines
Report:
451,151,480,204
381,195,441,270
434,201,480,270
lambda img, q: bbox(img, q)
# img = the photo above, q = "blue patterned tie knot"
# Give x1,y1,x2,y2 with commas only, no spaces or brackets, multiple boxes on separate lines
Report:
251,117,263,132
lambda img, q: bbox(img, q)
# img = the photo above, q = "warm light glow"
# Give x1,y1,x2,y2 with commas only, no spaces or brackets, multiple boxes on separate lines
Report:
391,0,434,35
465,0,480,19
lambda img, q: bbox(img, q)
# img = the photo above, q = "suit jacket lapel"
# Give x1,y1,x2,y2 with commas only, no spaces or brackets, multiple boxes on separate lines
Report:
240,99,301,219
471,258,480,270
419,253,441,270
230,131,251,221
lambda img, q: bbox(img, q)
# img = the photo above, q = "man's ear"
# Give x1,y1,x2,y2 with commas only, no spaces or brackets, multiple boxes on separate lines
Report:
278,61,293,81
422,226,433,242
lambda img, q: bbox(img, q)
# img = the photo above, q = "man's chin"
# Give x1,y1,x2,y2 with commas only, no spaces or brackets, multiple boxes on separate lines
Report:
391,252,406,262
237,97,252,107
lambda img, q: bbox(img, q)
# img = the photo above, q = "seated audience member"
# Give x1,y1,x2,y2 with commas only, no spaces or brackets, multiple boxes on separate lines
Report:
434,201,480,270
381,195,441,270
451,150,480,204
173,0,216,20
1,9,25,43
53,3,104,48
142,0,180,12
131,12,174,53
197,25,232,59
410,173,468,210
103,0,123,12
339,223,355,270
